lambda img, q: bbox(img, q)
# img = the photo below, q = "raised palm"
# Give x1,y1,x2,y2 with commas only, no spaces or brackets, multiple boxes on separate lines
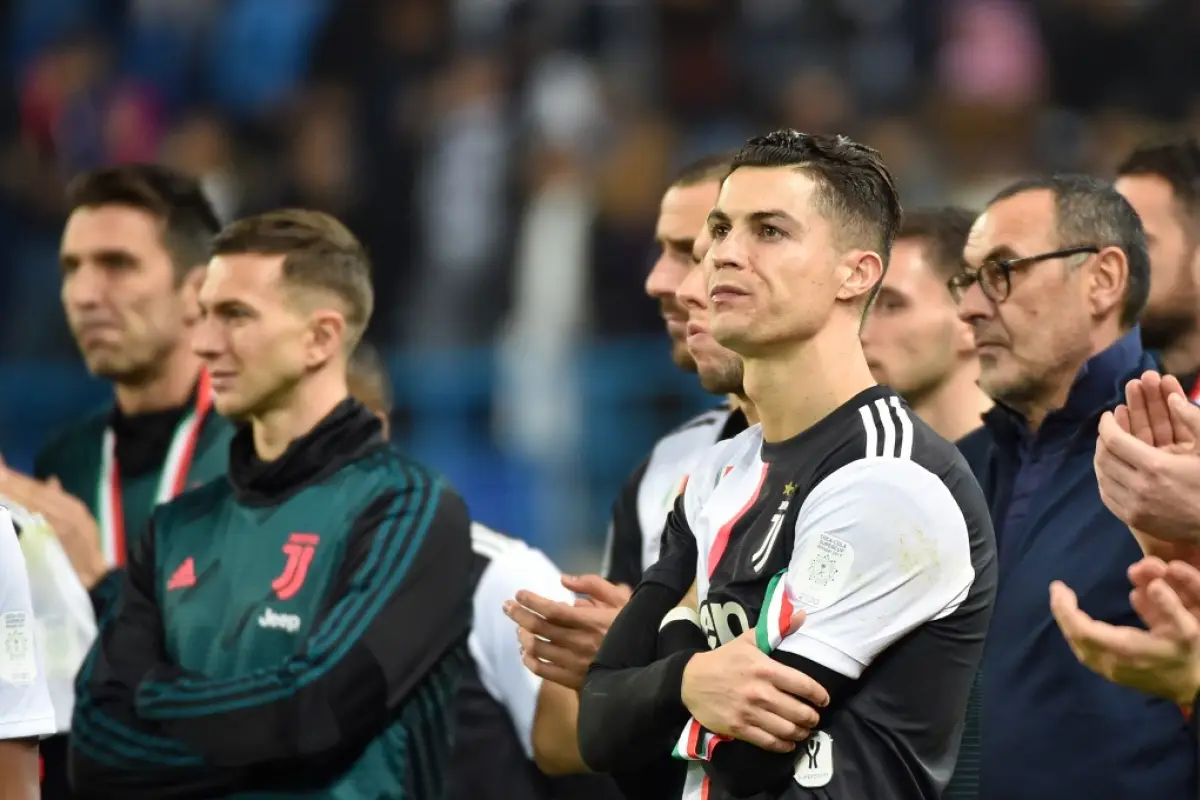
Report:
1121,373,1200,564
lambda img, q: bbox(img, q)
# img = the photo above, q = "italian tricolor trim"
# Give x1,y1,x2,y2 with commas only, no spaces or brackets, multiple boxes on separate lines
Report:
672,718,728,761
755,569,794,654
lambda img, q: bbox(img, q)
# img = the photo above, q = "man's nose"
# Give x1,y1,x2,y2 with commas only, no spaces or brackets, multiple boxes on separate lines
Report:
191,317,223,359
677,266,707,311
645,256,687,300
707,231,748,273
956,280,991,324
62,264,105,308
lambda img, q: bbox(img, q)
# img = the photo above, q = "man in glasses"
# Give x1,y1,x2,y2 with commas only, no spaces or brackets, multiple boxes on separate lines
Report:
949,175,1196,799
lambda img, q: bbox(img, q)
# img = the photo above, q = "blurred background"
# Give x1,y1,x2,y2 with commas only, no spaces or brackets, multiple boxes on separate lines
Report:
1,0,1198,569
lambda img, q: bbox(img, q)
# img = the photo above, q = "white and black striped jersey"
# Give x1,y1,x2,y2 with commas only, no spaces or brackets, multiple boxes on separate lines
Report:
602,406,748,587
659,386,996,799
448,523,623,800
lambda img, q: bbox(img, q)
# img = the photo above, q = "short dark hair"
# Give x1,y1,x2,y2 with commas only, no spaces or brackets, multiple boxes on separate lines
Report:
670,151,736,188
211,209,374,349
897,206,978,284
989,174,1150,327
348,341,393,417
1117,136,1200,215
729,130,902,260
65,164,221,282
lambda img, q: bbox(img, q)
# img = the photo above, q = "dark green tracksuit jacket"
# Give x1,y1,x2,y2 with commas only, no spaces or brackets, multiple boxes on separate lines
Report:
69,400,475,799
34,388,233,617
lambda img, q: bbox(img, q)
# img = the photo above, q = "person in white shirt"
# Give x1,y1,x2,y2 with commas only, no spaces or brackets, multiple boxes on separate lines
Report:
0,506,57,798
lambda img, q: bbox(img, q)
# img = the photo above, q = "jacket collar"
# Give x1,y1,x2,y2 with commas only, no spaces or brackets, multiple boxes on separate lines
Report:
984,327,1150,445
228,399,386,506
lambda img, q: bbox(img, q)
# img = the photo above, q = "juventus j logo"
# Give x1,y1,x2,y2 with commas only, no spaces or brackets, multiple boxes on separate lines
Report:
752,482,794,573
272,533,320,600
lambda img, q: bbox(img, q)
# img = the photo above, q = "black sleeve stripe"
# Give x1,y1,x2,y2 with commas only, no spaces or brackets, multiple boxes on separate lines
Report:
402,643,468,800
134,461,439,717
71,696,203,769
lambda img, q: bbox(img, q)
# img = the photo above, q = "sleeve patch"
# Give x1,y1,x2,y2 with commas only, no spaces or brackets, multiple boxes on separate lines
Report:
1,611,37,685
791,533,854,610
794,731,835,787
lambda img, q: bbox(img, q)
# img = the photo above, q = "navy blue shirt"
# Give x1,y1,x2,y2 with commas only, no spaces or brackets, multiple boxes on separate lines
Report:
960,328,1196,800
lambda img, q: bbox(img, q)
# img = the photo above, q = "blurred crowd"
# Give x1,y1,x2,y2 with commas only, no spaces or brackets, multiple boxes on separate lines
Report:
4,0,1200,354
2,0,1200,559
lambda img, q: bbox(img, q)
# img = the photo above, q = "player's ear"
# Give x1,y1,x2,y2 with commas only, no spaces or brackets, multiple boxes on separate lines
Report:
1086,245,1128,320
836,252,884,302
305,310,347,369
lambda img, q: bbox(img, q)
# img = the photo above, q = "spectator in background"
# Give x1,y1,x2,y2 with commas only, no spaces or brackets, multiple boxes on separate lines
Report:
158,112,242,225
19,33,162,175
1115,137,1200,390
951,174,1196,799
861,206,992,443
0,164,231,800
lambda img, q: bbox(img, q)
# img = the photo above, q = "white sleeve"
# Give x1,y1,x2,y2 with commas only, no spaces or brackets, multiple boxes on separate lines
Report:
0,508,56,739
774,459,975,679
468,543,572,760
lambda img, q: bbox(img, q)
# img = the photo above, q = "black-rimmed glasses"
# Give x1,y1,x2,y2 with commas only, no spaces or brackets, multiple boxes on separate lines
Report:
947,245,1100,304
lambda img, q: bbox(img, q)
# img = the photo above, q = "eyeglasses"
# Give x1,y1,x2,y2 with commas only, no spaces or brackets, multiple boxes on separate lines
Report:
947,245,1100,304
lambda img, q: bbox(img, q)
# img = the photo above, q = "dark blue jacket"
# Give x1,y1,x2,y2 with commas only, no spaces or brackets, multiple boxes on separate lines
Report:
958,328,1196,800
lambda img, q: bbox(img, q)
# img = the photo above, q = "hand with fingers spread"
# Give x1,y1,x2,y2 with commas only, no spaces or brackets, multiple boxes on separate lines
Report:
1094,370,1200,563
680,610,829,753
0,457,107,588
504,574,632,691
1051,577,1200,706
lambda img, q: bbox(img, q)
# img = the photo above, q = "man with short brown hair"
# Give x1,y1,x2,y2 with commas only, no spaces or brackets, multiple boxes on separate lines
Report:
69,209,474,799
210,209,375,351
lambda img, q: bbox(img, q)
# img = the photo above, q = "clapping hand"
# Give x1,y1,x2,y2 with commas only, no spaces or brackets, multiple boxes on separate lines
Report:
1094,371,1200,565
504,574,632,691
1051,572,1200,707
